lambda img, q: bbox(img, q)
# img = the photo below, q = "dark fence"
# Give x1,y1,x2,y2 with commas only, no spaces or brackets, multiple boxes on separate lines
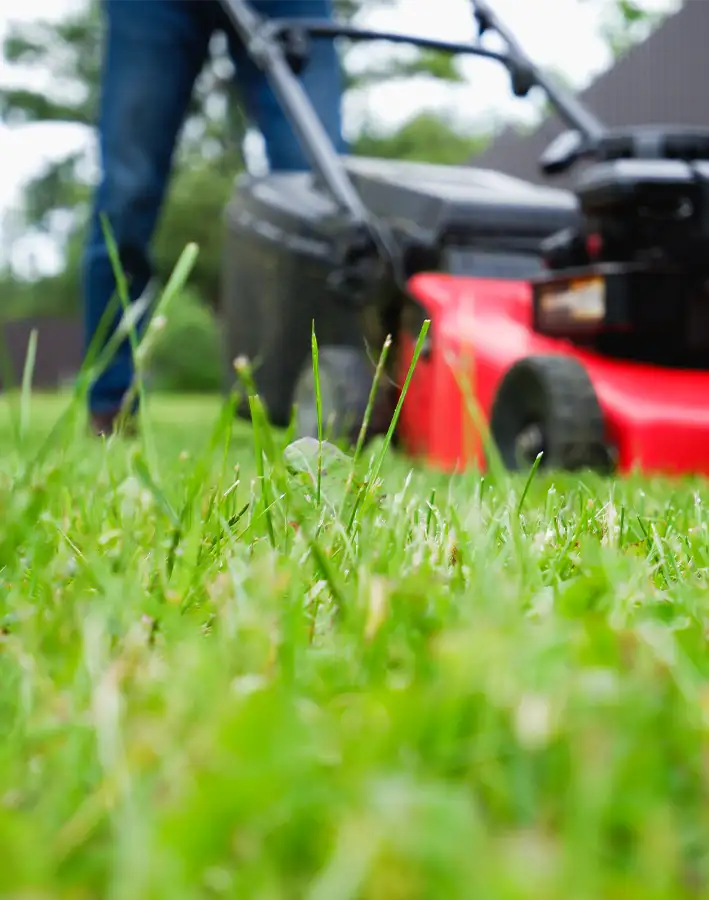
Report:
0,316,83,391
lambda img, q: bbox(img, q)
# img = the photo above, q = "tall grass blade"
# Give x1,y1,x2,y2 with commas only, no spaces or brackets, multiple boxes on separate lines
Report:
311,323,323,507
19,328,38,443
348,321,429,532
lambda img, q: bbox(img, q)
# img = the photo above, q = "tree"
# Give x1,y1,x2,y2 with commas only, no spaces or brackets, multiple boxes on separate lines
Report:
355,112,491,166
581,0,677,59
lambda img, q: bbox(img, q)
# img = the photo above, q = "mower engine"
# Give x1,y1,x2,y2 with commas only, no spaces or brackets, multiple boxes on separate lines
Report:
534,127,709,367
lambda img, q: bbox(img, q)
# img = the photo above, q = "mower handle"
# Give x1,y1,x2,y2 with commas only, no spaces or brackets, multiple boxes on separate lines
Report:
220,0,369,224
469,0,606,145
218,0,609,299
222,1,549,217
219,0,533,297
220,0,609,215
253,17,524,69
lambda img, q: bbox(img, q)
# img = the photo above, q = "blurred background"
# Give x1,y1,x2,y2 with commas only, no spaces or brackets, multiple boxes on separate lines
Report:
0,0,684,393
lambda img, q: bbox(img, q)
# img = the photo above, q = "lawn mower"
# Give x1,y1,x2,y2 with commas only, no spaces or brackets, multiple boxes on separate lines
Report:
220,0,709,476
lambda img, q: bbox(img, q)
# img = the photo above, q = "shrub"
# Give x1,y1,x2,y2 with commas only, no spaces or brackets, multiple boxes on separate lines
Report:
148,288,223,393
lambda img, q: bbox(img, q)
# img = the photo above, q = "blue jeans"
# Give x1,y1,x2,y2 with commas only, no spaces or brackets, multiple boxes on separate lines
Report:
83,0,346,414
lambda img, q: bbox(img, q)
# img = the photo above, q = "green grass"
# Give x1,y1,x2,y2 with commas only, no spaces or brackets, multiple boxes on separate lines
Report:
2,389,709,898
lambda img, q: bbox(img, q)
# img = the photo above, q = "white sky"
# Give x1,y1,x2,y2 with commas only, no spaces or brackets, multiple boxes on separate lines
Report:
0,0,677,272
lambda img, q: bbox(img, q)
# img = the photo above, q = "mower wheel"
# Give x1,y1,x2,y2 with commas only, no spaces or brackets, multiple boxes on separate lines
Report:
489,354,610,473
293,346,392,445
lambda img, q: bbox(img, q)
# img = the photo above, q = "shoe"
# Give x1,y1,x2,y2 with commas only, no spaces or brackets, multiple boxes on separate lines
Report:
89,408,138,438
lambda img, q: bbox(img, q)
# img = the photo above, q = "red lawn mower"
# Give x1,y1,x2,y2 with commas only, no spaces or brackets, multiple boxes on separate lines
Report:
221,0,709,476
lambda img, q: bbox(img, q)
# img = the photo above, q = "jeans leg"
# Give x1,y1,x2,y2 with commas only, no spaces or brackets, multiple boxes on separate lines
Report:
225,0,347,172
83,0,212,414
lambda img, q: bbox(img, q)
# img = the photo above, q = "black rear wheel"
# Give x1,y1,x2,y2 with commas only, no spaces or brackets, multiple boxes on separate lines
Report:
490,354,611,473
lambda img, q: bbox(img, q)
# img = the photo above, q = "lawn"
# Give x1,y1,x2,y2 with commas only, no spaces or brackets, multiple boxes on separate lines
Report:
2,389,709,898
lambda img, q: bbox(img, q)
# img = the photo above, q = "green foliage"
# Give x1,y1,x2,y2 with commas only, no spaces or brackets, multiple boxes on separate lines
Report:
0,274,52,321
154,160,238,310
0,0,102,127
148,288,222,394
1,230,90,319
22,153,90,235
581,0,672,58
345,48,466,91
354,112,491,165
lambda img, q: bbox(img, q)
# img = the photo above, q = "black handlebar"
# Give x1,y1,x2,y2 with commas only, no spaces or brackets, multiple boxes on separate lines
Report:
220,0,608,219
470,0,605,142
219,0,610,300
221,0,370,222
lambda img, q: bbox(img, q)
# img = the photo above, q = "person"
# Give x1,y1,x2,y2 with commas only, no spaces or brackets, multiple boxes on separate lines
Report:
84,0,347,436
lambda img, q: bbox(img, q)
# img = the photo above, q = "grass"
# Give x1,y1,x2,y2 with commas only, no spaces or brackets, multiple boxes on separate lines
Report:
2,387,709,898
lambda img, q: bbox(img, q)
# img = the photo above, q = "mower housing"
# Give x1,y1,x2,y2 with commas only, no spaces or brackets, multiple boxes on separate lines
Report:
222,156,578,426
